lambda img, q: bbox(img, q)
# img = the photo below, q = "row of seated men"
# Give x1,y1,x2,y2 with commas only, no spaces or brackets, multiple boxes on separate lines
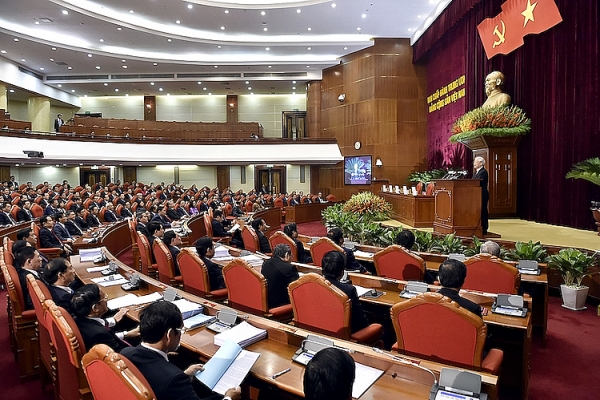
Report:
8,230,364,400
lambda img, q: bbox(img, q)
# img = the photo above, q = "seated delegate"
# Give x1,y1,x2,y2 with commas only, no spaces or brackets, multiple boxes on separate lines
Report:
303,347,355,400
437,259,483,317
261,244,299,308
43,258,84,313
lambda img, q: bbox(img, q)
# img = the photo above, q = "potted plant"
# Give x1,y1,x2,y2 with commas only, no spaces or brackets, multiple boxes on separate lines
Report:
505,240,549,263
566,157,600,235
548,248,598,310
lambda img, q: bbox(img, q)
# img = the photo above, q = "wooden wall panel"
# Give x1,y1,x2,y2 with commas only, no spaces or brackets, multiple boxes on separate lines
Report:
306,82,321,138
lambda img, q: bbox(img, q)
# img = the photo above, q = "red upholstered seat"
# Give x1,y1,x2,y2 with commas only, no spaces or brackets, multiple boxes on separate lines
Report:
82,344,156,400
45,301,91,400
425,182,435,196
463,254,521,294
288,273,383,345
416,182,423,194
203,213,230,244
136,234,157,277
241,225,260,253
26,275,54,391
325,194,337,202
309,237,344,267
31,221,62,259
30,203,44,218
245,200,253,213
390,292,503,375
177,248,227,300
268,231,298,262
152,240,182,286
3,236,14,266
373,245,425,281
222,258,292,321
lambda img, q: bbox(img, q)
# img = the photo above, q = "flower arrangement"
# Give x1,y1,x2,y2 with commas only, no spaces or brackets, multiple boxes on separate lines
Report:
449,104,531,143
341,191,392,221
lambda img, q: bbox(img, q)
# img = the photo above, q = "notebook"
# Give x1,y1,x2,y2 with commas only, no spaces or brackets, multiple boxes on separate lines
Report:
213,321,267,348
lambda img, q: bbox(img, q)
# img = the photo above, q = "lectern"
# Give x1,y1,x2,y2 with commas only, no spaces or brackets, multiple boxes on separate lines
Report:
433,179,482,237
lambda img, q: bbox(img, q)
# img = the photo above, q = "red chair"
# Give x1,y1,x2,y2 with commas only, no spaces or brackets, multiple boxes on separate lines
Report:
416,182,423,194
152,239,182,287
241,225,259,253
32,222,63,259
1,262,38,379
390,292,503,375
373,245,425,281
268,231,298,262
176,248,227,300
463,254,521,294
136,234,157,277
245,200,253,213
31,203,44,218
115,204,123,217
325,194,337,202
425,182,435,196
309,237,343,267
3,236,14,266
82,344,156,400
26,275,54,392
222,259,293,320
203,214,230,244
288,273,383,345
45,300,91,400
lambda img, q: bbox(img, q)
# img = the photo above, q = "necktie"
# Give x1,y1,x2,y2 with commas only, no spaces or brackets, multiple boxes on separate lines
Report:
7,212,16,224
26,209,32,219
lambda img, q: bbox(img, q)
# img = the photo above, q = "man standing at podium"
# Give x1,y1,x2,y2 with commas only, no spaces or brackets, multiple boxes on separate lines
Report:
473,156,489,235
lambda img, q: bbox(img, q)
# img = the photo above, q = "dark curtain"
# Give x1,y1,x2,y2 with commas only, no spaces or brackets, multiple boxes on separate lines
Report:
418,0,600,230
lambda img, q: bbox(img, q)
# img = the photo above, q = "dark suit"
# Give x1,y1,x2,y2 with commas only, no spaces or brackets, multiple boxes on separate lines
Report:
168,244,181,276
75,317,129,353
104,210,119,223
120,346,221,400
0,211,16,225
262,257,299,308
152,214,172,229
40,227,63,249
17,268,42,310
343,247,365,273
136,222,150,238
257,231,271,253
166,208,181,221
326,278,370,333
474,167,489,234
211,219,231,238
121,208,133,219
75,216,89,230
53,223,72,242
17,208,33,222
293,238,312,263
438,287,483,317
86,213,101,227
47,279,83,313
65,220,84,236
201,256,225,290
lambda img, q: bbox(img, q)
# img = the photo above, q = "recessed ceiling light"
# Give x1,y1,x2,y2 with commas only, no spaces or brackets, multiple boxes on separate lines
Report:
115,88,119,92
21,58,26,62
122,65,128,68
362,14,367,18
0,50,6,54
307,27,311,31
261,11,266,16
68,66,72,69
218,45,222,48
167,93,170,96
99,39,104,42
159,88,163,91
331,3,336,8
167,39,172,42
248,87,252,90
187,4,193,9
9,89,15,93
50,58,54,61
122,59,126,62
357,27,361,31
87,53,92,57
250,92,254,95
209,93,212,95
62,10,68,15
13,38,19,42
418,15,422,19
220,26,225,30
268,65,272,68
296,9,301,13
224,10,229,14
263,27,268,31
292,80,296,84
104,83,108,86
71,89,75,92
95,66,101,69
245,81,250,84
293,92,296,95
153,63,158,66
51,47,56,50
125,93,129,97
344,47,348,50
265,47,270,50
57,84,62,87
176,20,181,24
117,27,122,30
306,65,310,68
150,82,155,85
197,81,202,84
35,21,40,25
292,86,296,89
408,28,412,32
307,47,311,50
214,65,218,68
129,10,134,13
203,87,207,90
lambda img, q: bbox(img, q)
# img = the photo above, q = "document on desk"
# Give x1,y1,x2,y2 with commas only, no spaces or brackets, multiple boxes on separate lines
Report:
107,292,163,310
80,248,103,262
354,285,373,298
86,265,110,273
214,321,267,348
352,362,384,398
228,223,241,233
171,298,203,320
353,250,374,259
239,254,264,267
91,274,128,287
196,340,260,396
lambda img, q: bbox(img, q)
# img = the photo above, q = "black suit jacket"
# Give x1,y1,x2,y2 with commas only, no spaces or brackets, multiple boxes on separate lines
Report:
53,223,72,242
262,257,299,308
438,287,483,317
121,346,221,400
136,222,150,238
326,278,370,333
47,279,83,313
0,212,15,225
474,167,489,200
75,216,89,230
152,214,172,228
86,213,101,227
293,238,312,263
65,220,84,236
121,208,133,219
40,227,63,249
104,210,119,223
17,268,42,310
201,256,225,291
257,231,271,253
166,209,181,221
343,247,365,272
17,208,33,222
211,219,231,238
75,317,129,353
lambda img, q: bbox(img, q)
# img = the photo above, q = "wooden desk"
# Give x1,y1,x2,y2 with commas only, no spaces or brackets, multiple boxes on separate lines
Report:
72,249,499,400
284,203,330,224
379,192,434,228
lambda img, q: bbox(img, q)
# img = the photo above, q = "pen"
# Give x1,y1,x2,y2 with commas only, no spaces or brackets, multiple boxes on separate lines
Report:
272,368,291,379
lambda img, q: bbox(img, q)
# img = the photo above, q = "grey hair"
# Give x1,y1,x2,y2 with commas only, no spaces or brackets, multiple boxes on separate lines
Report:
480,240,500,257
273,243,291,259
474,156,486,166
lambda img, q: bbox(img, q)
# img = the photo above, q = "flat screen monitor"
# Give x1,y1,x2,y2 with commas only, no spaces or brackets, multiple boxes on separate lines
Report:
344,155,372,185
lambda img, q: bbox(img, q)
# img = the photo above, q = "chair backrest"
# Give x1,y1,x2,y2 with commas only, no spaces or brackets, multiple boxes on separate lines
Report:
309,237,344,267
390,292,487,369
136,234,153,275
66,200,74,211
30,203,44,218
222,259,267,315
245,200,253,213
152,239,176,284
268,231,298,262
45,300,89,400
203,214,214,237
373,245,425,281
463,254,521,294
26,275,53,368
425,182,435,196
326,194,337,202
241,225,259,253
416,182,423,194
224,203,232,217
288,273,350,339
82,344,156,400
3,236,14,266
116,204,123,216
274,197,284,209
3,263,27,316
177,248,211,296
11,205,20,219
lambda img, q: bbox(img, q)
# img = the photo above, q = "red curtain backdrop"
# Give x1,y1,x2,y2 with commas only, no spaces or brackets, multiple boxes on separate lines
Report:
417,0,599,230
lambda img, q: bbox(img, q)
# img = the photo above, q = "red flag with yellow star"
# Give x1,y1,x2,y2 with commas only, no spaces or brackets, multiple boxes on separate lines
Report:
477,0,563,59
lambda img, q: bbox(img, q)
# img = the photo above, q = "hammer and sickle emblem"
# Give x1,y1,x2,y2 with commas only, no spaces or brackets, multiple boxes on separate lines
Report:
493,20,506,48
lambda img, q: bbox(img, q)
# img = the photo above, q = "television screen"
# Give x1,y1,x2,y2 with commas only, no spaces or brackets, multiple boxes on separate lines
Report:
344,155,372,185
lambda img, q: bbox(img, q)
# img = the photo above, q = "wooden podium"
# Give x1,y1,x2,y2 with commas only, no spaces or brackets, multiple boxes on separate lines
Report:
433,179,482,237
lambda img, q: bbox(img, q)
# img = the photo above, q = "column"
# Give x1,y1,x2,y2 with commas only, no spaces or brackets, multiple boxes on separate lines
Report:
0,83,7,111
27,96,51,132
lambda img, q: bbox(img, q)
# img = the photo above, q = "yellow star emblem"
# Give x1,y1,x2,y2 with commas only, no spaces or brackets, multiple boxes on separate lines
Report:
521,0,538,28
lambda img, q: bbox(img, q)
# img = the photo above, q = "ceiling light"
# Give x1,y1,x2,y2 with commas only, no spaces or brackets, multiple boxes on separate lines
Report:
159,88,163,91
167,93,170,96
87,53,92,57
307,27,311,31
250,92,254,95
9,89,15,93
408,28,412,32
221,26,225,30
52,47,56,50
122,65,128,68
343,47,348,50
245,81,249,84
296,9,301,13
62,10,69,15
214,65,218,68
418,15,422,18
153,63,158,66
35,21,40,25
209,93,212,95
265,47,270,50
14,38,19,42
150,82,155,85
122,59,126,62
176,20,181,24
292,81,296,84
99,39,104,42
331,3,336,8
104,83,108,86
248,87,252,90
306,65,310,68
21,58,26,62
307,47,311,50
268,65,272,68
71,89,75,92
125,94,129,97
95,66,101,69
117,27,122,30
224,10,229,14
129,10,134,13
197,81,202,84
203,87,207,90
115,88,119,92
57,84,62,87
218,45,222,48
293,92,296,95
167,39,172,42
263,27,268,31
49,58,54,61
68,66,72,70
357,27,361,31
292,86,296,89
40,66,46,70
362,14,367,18
187,4,193,9
0,50,6,54
261,11,266,16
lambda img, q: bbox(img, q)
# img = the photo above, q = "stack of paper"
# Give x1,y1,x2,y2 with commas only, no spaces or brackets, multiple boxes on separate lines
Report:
80,248,103,262
354,285,373,298
171,298,204,320
91,274,128,287
183,313,217,330
214,321,267,348
240,254,264,267
352,363,384,398
214,247,230,258
354,250,374,259
106,292,163,310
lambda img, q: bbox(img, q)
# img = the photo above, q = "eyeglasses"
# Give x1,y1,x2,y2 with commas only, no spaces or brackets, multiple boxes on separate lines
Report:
173,327,186,335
